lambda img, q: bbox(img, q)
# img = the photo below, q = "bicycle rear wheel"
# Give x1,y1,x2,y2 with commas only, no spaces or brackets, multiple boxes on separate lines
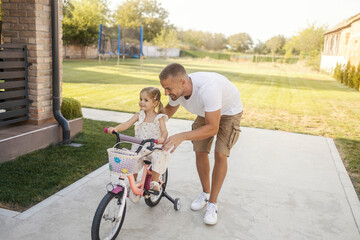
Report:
145,169,168,207
91,191,126,240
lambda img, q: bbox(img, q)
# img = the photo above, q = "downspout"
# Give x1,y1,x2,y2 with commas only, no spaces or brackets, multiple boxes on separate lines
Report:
51,0,70,144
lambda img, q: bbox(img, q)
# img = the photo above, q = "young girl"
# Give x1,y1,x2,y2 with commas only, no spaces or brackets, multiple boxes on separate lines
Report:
107,87,169,195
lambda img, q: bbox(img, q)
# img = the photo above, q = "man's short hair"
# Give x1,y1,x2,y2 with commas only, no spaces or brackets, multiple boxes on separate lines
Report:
159,63,187,81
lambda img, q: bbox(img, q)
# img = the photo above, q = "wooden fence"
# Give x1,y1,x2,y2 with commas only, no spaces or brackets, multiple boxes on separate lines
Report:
0,44,31,126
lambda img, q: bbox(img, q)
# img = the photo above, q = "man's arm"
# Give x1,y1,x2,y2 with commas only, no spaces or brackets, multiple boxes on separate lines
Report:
164,103,179,119
162,110,221,153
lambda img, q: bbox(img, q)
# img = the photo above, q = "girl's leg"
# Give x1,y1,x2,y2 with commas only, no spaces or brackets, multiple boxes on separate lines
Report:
151,171,160,191
150,151,168,192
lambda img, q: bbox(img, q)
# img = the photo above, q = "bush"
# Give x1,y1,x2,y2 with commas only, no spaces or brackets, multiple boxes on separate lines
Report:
355,62,360,90
333,61,360,91
61,97,82,120
348,65,356,88
333,63,343,81
307,54,322,71
344,62,352,85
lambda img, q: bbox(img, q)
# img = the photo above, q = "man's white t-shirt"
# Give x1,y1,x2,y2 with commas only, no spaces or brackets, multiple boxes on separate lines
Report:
168,72,243,117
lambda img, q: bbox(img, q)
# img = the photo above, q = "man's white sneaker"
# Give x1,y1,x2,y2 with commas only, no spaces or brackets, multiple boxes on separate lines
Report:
204,202,218,225
190,192,210,211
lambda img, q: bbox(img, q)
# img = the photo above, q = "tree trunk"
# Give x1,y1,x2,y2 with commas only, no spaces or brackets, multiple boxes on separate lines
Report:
81,45,86,59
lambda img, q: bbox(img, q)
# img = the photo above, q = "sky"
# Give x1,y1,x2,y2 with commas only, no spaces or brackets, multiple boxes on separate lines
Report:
109,0,360,42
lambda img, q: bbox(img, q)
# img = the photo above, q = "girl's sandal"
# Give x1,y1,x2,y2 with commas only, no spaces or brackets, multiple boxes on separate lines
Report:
149,181,160,196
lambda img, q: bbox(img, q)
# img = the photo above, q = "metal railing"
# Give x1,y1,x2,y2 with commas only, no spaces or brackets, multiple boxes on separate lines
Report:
0,44,31,126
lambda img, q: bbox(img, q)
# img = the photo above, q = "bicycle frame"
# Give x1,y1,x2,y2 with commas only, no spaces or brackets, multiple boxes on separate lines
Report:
91,129,179,240
104,127,160,197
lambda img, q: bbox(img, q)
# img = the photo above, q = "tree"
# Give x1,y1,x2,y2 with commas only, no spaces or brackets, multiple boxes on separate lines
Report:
227,33,253,52
178,29,206,49
265,35,286,61
62,0,109,58
286,23,328,70
113,0,169,42
254,40,268,54
203,33,227,51
153,27,179,58
284,38,299,58
286,23,327,58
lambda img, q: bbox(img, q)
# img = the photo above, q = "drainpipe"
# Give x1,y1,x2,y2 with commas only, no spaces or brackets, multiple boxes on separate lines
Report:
51,0,70,144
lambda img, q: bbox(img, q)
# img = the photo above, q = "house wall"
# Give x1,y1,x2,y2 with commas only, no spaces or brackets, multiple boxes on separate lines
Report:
348,20,360,66
321,17,360,72
1,0,62,124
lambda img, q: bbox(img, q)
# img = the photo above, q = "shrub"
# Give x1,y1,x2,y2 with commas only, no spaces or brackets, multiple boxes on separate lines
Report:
333,61,360,91
348,65,356,88
307,54,322,71
355,62,360,91
343,61,351,85
61,97,82,120
333,63,342,81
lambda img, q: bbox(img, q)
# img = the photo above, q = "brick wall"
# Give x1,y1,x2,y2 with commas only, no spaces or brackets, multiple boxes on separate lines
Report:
2,0,62,124
63,44,98,59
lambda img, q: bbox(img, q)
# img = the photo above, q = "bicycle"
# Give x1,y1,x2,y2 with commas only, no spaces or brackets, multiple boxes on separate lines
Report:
91,128,180,240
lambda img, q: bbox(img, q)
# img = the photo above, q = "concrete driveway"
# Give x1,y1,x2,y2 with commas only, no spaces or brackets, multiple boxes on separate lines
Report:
0,108,359,240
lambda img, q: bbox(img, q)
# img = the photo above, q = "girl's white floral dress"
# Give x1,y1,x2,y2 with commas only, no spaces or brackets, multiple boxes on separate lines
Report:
131,110,169,174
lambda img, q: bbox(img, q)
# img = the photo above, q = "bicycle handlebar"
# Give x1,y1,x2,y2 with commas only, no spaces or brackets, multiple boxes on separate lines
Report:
104,127,158,145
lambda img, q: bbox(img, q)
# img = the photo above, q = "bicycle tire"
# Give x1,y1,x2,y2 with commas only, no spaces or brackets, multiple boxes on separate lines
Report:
91,192,127,240
144,169,168,207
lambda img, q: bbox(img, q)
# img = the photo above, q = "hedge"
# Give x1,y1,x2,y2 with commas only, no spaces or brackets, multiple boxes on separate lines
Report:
180,50,231,60
253,55,299,64
179,50,299,64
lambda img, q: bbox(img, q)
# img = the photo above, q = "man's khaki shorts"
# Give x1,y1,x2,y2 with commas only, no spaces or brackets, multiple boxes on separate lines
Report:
191,112,242,157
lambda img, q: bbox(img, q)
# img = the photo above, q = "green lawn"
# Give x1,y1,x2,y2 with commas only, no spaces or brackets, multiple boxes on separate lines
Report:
0,119,133,211
63,58,360,195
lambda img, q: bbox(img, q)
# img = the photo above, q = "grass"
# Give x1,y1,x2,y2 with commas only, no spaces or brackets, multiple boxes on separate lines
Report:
63,58,360,195
1,57,359,211
0,119,133,211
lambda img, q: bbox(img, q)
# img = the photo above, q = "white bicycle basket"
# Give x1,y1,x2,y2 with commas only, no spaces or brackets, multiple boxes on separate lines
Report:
107,144,142,175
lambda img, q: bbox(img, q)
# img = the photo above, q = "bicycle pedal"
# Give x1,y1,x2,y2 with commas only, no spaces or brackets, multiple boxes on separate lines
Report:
148,189,160,196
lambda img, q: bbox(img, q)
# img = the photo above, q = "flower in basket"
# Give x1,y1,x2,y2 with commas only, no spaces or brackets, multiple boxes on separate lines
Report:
121,168,128,174
114,157,121,163
109,164,113,171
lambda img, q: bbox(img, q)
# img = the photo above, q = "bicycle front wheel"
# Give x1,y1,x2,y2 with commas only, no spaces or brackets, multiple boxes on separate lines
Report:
91,192,126,240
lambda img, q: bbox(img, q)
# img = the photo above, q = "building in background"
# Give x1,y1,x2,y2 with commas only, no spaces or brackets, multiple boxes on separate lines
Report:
321,13,360,73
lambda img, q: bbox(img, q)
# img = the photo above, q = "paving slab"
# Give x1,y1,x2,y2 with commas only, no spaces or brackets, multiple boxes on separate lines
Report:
0,108,359,240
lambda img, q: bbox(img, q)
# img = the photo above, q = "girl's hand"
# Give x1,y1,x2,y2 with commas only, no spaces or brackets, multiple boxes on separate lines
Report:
157,137,165,144
107,127,115,134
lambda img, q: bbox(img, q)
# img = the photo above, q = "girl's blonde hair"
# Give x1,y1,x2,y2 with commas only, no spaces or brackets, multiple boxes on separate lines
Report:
140,87,165,114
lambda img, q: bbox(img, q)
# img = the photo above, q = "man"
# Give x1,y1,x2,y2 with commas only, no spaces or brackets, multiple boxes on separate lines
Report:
159,63,243,225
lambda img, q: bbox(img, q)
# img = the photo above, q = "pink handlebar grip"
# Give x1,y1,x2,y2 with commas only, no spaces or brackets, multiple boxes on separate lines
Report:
154,139,158,144
104,127,108,133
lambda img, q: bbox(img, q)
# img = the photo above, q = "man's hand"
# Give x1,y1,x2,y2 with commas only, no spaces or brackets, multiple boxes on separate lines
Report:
162,133,185,153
